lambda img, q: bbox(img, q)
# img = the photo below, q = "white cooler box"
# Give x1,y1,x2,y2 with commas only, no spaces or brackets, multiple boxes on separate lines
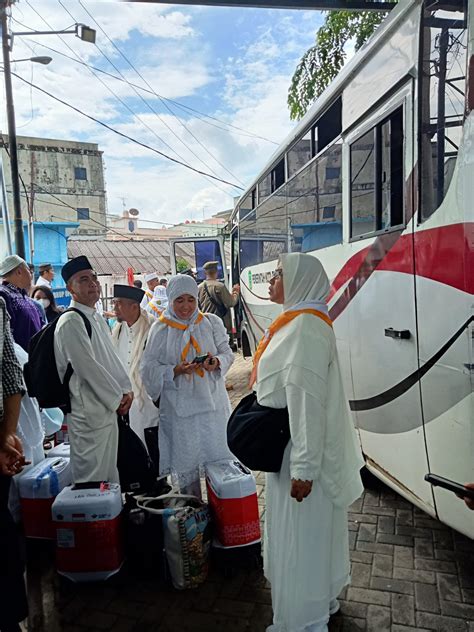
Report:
47,442,70,458
18,457,71,539
206,460,261,548
52,483,124,582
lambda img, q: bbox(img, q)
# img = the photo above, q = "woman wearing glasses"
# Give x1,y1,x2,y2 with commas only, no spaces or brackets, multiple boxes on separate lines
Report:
254,253,364,632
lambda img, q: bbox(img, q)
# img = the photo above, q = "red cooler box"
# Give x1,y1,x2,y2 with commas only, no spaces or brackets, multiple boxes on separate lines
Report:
52,483,124,582
19,457,71,539
206,460,261,548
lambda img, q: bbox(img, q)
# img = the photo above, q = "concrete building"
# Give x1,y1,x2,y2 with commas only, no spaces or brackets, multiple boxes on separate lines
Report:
106,209,183,241
0,134,107,237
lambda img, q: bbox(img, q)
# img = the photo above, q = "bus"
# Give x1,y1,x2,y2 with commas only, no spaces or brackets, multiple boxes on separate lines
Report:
170,0,474,538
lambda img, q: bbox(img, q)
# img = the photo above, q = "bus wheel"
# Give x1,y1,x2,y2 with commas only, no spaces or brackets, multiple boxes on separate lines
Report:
241,331,252,358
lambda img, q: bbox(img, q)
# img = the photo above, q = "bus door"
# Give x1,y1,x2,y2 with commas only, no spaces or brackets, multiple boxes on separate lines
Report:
345,83,434,512
414,5,473,537
169,236,228,285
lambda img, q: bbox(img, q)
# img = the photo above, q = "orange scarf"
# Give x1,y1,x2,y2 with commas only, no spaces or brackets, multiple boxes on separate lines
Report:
148,301,163,317
159,312,205,377
249,309,333,387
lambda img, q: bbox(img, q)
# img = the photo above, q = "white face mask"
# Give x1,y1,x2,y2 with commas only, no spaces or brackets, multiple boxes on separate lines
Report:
39,298,50,308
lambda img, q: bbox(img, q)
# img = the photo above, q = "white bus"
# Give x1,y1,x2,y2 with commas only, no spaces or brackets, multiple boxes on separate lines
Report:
170,0,473,538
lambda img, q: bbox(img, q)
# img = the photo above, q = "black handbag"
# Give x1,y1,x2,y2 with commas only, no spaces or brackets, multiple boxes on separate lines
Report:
227,392,290,473
117,414,155,494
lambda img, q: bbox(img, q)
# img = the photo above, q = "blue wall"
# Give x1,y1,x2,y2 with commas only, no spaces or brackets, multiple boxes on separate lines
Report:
23,221,78,291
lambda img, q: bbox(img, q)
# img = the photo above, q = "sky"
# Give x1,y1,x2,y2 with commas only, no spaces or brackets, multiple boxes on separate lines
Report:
1,0,324,227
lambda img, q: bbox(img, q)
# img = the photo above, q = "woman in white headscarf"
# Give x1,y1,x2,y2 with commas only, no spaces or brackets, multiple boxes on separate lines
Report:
254,253,364,632
140,274,234,496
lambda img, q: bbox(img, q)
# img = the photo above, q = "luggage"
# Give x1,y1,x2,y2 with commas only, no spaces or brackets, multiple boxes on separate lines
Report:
18,457,72,539
52,483,123,582
205,460,261,548
227,392,290,472
117,414,155,494
24,308,92,413
137,493,211,590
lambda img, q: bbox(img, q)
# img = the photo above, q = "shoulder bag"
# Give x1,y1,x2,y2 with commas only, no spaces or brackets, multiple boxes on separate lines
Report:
227,392,290,473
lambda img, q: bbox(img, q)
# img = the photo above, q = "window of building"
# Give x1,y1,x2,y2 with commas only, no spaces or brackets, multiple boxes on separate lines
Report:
322,205,336,219
74,167,87,180
325,167,340,180
77,207,90,220
350,106,404,239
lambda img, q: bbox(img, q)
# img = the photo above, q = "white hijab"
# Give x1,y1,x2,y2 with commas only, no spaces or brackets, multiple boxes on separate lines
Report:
162,274,201,351
281,252,330,315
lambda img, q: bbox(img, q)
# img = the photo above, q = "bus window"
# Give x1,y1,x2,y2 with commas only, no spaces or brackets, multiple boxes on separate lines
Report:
419,1,467,219
350,106,404,239
288,138,343,252
287,129,313,179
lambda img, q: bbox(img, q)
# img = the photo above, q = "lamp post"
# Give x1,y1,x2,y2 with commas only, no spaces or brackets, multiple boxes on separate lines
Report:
0,0,95,260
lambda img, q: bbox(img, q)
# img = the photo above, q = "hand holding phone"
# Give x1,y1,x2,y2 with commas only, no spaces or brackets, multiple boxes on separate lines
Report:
193,354,208,364
424,473,474,500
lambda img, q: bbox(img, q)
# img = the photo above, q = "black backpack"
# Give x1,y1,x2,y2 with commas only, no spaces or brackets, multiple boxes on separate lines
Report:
24,308,92,413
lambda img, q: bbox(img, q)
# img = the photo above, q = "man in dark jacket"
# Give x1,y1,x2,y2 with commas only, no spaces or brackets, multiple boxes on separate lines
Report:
197,261,240,334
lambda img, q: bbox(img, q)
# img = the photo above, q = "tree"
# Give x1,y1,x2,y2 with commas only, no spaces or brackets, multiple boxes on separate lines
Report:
288,11,390,121
176,257,191,273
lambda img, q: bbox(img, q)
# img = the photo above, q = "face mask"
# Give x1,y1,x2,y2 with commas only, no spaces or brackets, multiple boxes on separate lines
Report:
39,298,50,308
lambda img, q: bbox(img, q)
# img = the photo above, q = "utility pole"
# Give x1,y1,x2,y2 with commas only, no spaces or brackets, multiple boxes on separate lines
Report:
1,0,25,259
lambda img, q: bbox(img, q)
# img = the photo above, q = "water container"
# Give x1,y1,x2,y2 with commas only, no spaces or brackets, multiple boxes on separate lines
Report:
52,483,123,582
205,460,261,548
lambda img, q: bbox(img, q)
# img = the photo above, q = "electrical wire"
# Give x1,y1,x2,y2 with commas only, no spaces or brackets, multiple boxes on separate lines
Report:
12,17,280,146
10,71,244,190
58,0,243,193
75,0,246,187
22,0,241,198
10,16,278,145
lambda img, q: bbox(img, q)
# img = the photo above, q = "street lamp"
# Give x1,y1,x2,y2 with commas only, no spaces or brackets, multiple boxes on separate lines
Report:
0,2,96,260
10,56,52,65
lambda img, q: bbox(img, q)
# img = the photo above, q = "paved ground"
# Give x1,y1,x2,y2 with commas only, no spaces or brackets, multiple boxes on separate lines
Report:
23,354,474,632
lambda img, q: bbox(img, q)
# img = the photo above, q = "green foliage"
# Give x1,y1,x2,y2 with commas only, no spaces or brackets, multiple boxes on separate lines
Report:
176,257,190,273
288,10,389,121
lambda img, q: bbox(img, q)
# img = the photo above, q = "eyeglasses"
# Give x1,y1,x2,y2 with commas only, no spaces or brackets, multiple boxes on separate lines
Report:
270,269,283,281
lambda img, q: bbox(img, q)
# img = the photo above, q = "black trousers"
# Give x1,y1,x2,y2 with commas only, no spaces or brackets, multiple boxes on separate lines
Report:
0,475,28,630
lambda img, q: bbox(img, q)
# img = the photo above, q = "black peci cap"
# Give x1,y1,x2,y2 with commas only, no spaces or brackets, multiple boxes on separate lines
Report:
61,256,93,284
113,284,145,303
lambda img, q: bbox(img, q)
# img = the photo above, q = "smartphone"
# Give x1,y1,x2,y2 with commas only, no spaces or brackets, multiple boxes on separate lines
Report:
424,473,474,499
193,354,208,364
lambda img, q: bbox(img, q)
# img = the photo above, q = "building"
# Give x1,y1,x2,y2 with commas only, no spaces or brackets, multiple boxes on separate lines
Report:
0,134,107,237
106,209,183,241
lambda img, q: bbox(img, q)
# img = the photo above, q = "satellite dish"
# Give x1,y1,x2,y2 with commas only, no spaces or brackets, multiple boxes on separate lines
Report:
129,208,139,216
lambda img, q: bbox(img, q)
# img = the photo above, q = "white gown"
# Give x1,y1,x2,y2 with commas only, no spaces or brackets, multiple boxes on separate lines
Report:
54,301,132,484
112,318,159,444
256,314,364,632
140,312,234,487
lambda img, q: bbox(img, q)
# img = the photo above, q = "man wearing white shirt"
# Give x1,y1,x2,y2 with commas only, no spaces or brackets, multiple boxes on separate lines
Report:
54,256,133,484
111,285,159,446
140,272,159,309
35,263,54,288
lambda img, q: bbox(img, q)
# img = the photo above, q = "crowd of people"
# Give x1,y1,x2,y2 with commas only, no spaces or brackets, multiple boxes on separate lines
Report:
0,251,472,632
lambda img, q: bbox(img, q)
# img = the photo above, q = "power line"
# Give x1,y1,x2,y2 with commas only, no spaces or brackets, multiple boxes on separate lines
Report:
10,16,278,145
75,0,246,187
10,71,244,189
22,1,240,198
58,0,243,193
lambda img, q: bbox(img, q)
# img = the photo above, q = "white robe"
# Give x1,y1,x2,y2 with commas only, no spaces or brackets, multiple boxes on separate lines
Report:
35,276,51,288
257,313,364,632
112,317,159,444
140,289,154,310
54,300,132,484
140,312,234,486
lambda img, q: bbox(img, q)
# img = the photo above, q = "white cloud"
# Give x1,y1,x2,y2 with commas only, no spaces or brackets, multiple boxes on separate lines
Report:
3,2,325,226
